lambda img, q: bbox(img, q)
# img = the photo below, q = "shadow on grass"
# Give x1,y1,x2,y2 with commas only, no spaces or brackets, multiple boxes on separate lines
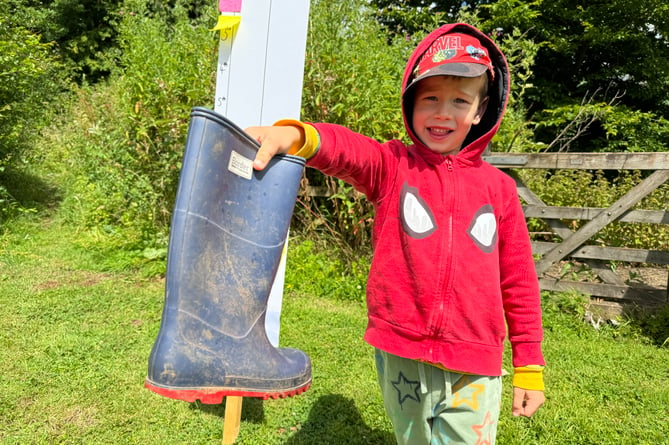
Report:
624,302,669,347
284,394,395,445
0,167,62,217
191,395,394,444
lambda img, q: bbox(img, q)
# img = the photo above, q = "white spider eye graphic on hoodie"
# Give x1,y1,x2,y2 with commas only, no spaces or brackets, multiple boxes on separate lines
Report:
468,204,497,253
400,183,437,239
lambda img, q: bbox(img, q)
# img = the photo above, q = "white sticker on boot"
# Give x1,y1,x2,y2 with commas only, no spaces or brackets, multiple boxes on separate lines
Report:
228,150,254,180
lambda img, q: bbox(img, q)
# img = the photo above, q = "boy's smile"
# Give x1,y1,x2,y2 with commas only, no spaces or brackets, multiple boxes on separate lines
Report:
411,75,488,156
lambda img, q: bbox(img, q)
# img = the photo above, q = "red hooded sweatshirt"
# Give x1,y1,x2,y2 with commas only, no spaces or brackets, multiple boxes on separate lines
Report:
306,23,545,376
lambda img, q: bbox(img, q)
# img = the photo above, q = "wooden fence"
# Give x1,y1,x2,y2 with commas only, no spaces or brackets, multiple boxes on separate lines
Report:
483,152,669,315
303,152,669,316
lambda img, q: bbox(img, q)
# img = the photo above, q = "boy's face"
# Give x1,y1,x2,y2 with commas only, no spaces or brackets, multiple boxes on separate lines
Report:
411,75,489,156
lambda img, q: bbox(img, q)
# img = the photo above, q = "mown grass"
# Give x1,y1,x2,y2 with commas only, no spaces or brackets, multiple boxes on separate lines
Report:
1,217,668,444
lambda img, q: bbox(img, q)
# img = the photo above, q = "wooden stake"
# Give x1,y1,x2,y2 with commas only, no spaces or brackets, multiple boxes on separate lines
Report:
222,396,243,445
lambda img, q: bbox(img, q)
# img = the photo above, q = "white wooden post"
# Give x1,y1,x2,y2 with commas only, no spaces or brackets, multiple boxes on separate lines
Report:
212,1,310,443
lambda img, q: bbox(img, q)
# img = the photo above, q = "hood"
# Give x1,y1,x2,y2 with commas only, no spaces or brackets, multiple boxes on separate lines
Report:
401,23,509,162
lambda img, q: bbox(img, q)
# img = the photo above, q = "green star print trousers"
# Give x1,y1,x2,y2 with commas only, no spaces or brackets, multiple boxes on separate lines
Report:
375,349,502,445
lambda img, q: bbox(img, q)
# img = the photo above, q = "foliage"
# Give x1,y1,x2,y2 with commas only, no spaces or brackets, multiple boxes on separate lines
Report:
0,9,60,160
483,0,669,151
107,0,217,220
36,0,217,267
0,163,18,223
285,237,369,303
370,0,477,34
8,0,121,82
8,0,213,83
534,102,669,153
541,289,589,318
522,0,669,117
302,0,422,141
633,305,669,347
521,169,669,249
0,2,69,221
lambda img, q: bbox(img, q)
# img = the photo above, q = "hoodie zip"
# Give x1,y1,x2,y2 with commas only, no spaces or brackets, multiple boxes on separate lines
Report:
429,156,456,362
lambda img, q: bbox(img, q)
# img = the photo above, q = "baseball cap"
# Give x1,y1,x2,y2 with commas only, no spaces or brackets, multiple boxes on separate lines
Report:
408,32,494,89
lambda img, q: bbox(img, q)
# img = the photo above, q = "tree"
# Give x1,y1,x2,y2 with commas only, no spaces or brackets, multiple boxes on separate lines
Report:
7,0,212,83
5,0,121,82
514,0,669,118
493,0,669,151
370,0,491,34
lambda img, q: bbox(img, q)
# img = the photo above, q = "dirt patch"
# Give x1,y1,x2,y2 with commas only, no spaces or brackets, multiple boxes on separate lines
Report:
545,261,668,288
33,271,111,292
622,265,668,288
544,261,668,319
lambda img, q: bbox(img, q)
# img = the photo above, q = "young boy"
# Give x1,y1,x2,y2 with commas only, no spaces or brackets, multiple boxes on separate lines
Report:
246,23,545,444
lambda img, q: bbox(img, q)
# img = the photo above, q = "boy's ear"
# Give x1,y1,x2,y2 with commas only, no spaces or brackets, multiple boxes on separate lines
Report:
472,96,489,125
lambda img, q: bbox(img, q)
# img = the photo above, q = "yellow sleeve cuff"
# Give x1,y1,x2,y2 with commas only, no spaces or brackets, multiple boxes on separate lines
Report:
513,365,545,391
273,119,320,159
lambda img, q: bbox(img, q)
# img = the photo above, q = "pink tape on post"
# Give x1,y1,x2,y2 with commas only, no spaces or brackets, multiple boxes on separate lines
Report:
219,0,242,13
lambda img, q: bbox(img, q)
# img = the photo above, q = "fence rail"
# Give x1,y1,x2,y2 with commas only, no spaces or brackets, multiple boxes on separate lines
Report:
483,152,668,314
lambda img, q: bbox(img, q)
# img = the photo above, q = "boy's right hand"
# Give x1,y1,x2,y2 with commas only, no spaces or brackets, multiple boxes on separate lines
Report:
245,125,305,171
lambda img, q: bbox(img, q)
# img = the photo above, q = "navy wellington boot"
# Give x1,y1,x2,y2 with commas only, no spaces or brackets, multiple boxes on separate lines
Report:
145,107,311,403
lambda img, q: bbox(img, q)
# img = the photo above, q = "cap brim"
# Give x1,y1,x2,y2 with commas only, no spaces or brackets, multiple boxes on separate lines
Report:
404,63,490,96
417,63,488,82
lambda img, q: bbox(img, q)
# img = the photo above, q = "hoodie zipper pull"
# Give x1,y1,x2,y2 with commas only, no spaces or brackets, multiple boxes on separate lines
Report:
446,157,453,172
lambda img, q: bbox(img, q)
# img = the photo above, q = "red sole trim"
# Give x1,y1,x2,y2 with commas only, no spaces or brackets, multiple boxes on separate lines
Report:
144,380,311,404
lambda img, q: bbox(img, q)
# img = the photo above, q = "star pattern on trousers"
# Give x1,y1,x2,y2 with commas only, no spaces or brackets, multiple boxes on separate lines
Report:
391,371,421,408
471,411,495,445
451,375,485,410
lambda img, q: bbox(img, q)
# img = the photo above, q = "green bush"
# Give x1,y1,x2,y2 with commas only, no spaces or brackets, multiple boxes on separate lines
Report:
285,238,369,303
0,3,69,221
533,102,669,153
43,0,218,267
634,306,669,347
542,289,589,319
0,11,66,162
302,0,422,141
522,169,669,250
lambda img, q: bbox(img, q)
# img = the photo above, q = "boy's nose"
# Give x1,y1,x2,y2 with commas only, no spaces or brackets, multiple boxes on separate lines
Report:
434,104,453,120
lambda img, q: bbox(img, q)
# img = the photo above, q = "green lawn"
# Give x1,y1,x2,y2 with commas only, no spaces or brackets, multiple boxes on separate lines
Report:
1,219,668,444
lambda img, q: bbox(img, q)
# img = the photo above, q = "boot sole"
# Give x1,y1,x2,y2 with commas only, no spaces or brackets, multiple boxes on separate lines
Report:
144,379,311,403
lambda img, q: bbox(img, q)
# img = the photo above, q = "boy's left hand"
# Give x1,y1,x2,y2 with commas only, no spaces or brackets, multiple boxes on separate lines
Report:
512,387,545,417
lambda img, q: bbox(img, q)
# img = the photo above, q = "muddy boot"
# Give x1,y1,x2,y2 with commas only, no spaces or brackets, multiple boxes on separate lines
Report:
145,107,311,403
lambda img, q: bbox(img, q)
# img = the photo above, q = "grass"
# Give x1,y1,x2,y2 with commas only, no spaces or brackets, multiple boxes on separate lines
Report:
1,217,668,444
